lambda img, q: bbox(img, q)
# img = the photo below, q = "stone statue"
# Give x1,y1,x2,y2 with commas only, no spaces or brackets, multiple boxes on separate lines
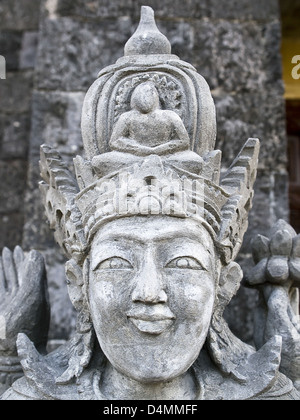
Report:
109,81,190,156
0,6,300,400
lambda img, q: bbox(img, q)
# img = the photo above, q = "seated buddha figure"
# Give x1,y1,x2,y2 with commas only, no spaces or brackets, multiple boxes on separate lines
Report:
109,81,190,156
92,81,203,177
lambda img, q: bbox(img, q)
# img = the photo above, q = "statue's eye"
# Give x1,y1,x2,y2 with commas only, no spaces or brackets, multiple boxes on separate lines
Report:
166,257,204,270
98,257,133,270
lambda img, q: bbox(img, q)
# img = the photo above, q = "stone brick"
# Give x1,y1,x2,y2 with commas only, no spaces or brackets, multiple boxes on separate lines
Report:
210,0,280,21
0,0,41,31
55,0,279,21
0,31,22,71
20,31,39,69
0,113,31,159
273,171,290,221
55,0,210,20
189,20,218,89
0,212,23,250
35,17,133,91
29,90,85,160
213,20,283,93
214,88,287,171
0,71,34,114
0,160,27,213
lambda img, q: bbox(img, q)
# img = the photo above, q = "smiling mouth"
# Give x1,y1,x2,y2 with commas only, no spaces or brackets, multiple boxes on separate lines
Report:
127,308,176,335
129,318,175,335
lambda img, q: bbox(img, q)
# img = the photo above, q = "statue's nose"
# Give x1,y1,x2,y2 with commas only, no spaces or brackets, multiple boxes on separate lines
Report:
131,260,168,304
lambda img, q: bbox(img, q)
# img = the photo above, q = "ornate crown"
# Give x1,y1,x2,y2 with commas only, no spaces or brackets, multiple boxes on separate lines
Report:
39,6,259,266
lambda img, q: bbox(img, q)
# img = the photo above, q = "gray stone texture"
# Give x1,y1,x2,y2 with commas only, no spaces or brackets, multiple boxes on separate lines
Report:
0,0,39,251
0,0,289,343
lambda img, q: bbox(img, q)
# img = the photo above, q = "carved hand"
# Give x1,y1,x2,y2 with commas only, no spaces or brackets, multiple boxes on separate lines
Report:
245,220,300,386
262,283,300,386
0,247,49,358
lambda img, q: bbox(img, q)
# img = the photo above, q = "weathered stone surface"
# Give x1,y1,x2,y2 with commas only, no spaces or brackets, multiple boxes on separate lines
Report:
0,160,27,214
19,32,39,70
29,91,85,159
0,0,293,388
0,213,23,251
55,0,210,20
35,17,133,91
215,91,287,172
210,0,279,20
0,0,41,31
0,72,34,114
0,31,22,71
0,113,31,160
55,0,279,21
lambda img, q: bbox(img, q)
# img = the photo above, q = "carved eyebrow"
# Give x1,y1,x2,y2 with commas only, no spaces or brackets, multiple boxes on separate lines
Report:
97,230,205,245
92,233,212,272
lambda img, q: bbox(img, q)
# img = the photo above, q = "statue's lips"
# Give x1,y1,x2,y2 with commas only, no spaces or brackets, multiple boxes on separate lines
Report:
127,307,176,335
129,318,175,335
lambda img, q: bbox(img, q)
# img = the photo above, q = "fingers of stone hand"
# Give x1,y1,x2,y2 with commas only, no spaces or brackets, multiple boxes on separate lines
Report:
266,288,291,331
13,246,25,286
0,256,6,296
23,250,46,289
2,247,18,294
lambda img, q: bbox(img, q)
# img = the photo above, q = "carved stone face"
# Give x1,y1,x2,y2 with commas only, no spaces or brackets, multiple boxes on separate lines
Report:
88,216,217,383
130,82,160,114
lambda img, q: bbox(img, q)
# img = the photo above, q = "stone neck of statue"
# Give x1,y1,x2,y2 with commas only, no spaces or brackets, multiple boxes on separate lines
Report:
100,363,199,401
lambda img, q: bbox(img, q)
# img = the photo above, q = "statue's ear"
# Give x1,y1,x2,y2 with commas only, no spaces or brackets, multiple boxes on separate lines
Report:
65,259,85,312
217,262,243,314
208,262,248,382
57,259,95,386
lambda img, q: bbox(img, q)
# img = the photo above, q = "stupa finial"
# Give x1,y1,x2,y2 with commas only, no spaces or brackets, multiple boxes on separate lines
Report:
124,6,172,56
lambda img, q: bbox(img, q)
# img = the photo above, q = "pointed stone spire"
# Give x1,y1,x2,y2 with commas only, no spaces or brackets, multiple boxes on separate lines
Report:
124,6,172,56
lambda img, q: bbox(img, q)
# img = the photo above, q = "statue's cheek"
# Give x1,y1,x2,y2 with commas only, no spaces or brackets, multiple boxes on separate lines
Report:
162,270,216,322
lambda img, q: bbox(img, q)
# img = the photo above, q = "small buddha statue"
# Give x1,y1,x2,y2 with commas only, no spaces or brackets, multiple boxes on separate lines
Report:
92,81,204,177
109,81,190,156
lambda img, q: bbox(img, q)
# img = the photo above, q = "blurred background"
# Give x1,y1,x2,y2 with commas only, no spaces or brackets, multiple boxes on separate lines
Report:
0,0,299,345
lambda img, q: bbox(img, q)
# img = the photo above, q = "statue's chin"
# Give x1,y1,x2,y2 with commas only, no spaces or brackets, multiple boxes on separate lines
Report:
101,339,203,385
111,361,195,385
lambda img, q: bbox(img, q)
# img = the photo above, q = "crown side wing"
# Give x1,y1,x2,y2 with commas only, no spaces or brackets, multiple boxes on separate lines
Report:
39,145,87,263
218,138,260,264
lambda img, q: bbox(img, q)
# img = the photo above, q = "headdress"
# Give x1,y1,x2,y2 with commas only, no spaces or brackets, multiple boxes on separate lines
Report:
39,6,259,267
37,6,261,385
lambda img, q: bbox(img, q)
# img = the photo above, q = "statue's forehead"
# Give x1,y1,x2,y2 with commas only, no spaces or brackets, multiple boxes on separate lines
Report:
91,217,213,245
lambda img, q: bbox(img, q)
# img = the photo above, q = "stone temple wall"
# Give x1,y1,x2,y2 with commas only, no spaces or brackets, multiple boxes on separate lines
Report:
0,0,289,342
